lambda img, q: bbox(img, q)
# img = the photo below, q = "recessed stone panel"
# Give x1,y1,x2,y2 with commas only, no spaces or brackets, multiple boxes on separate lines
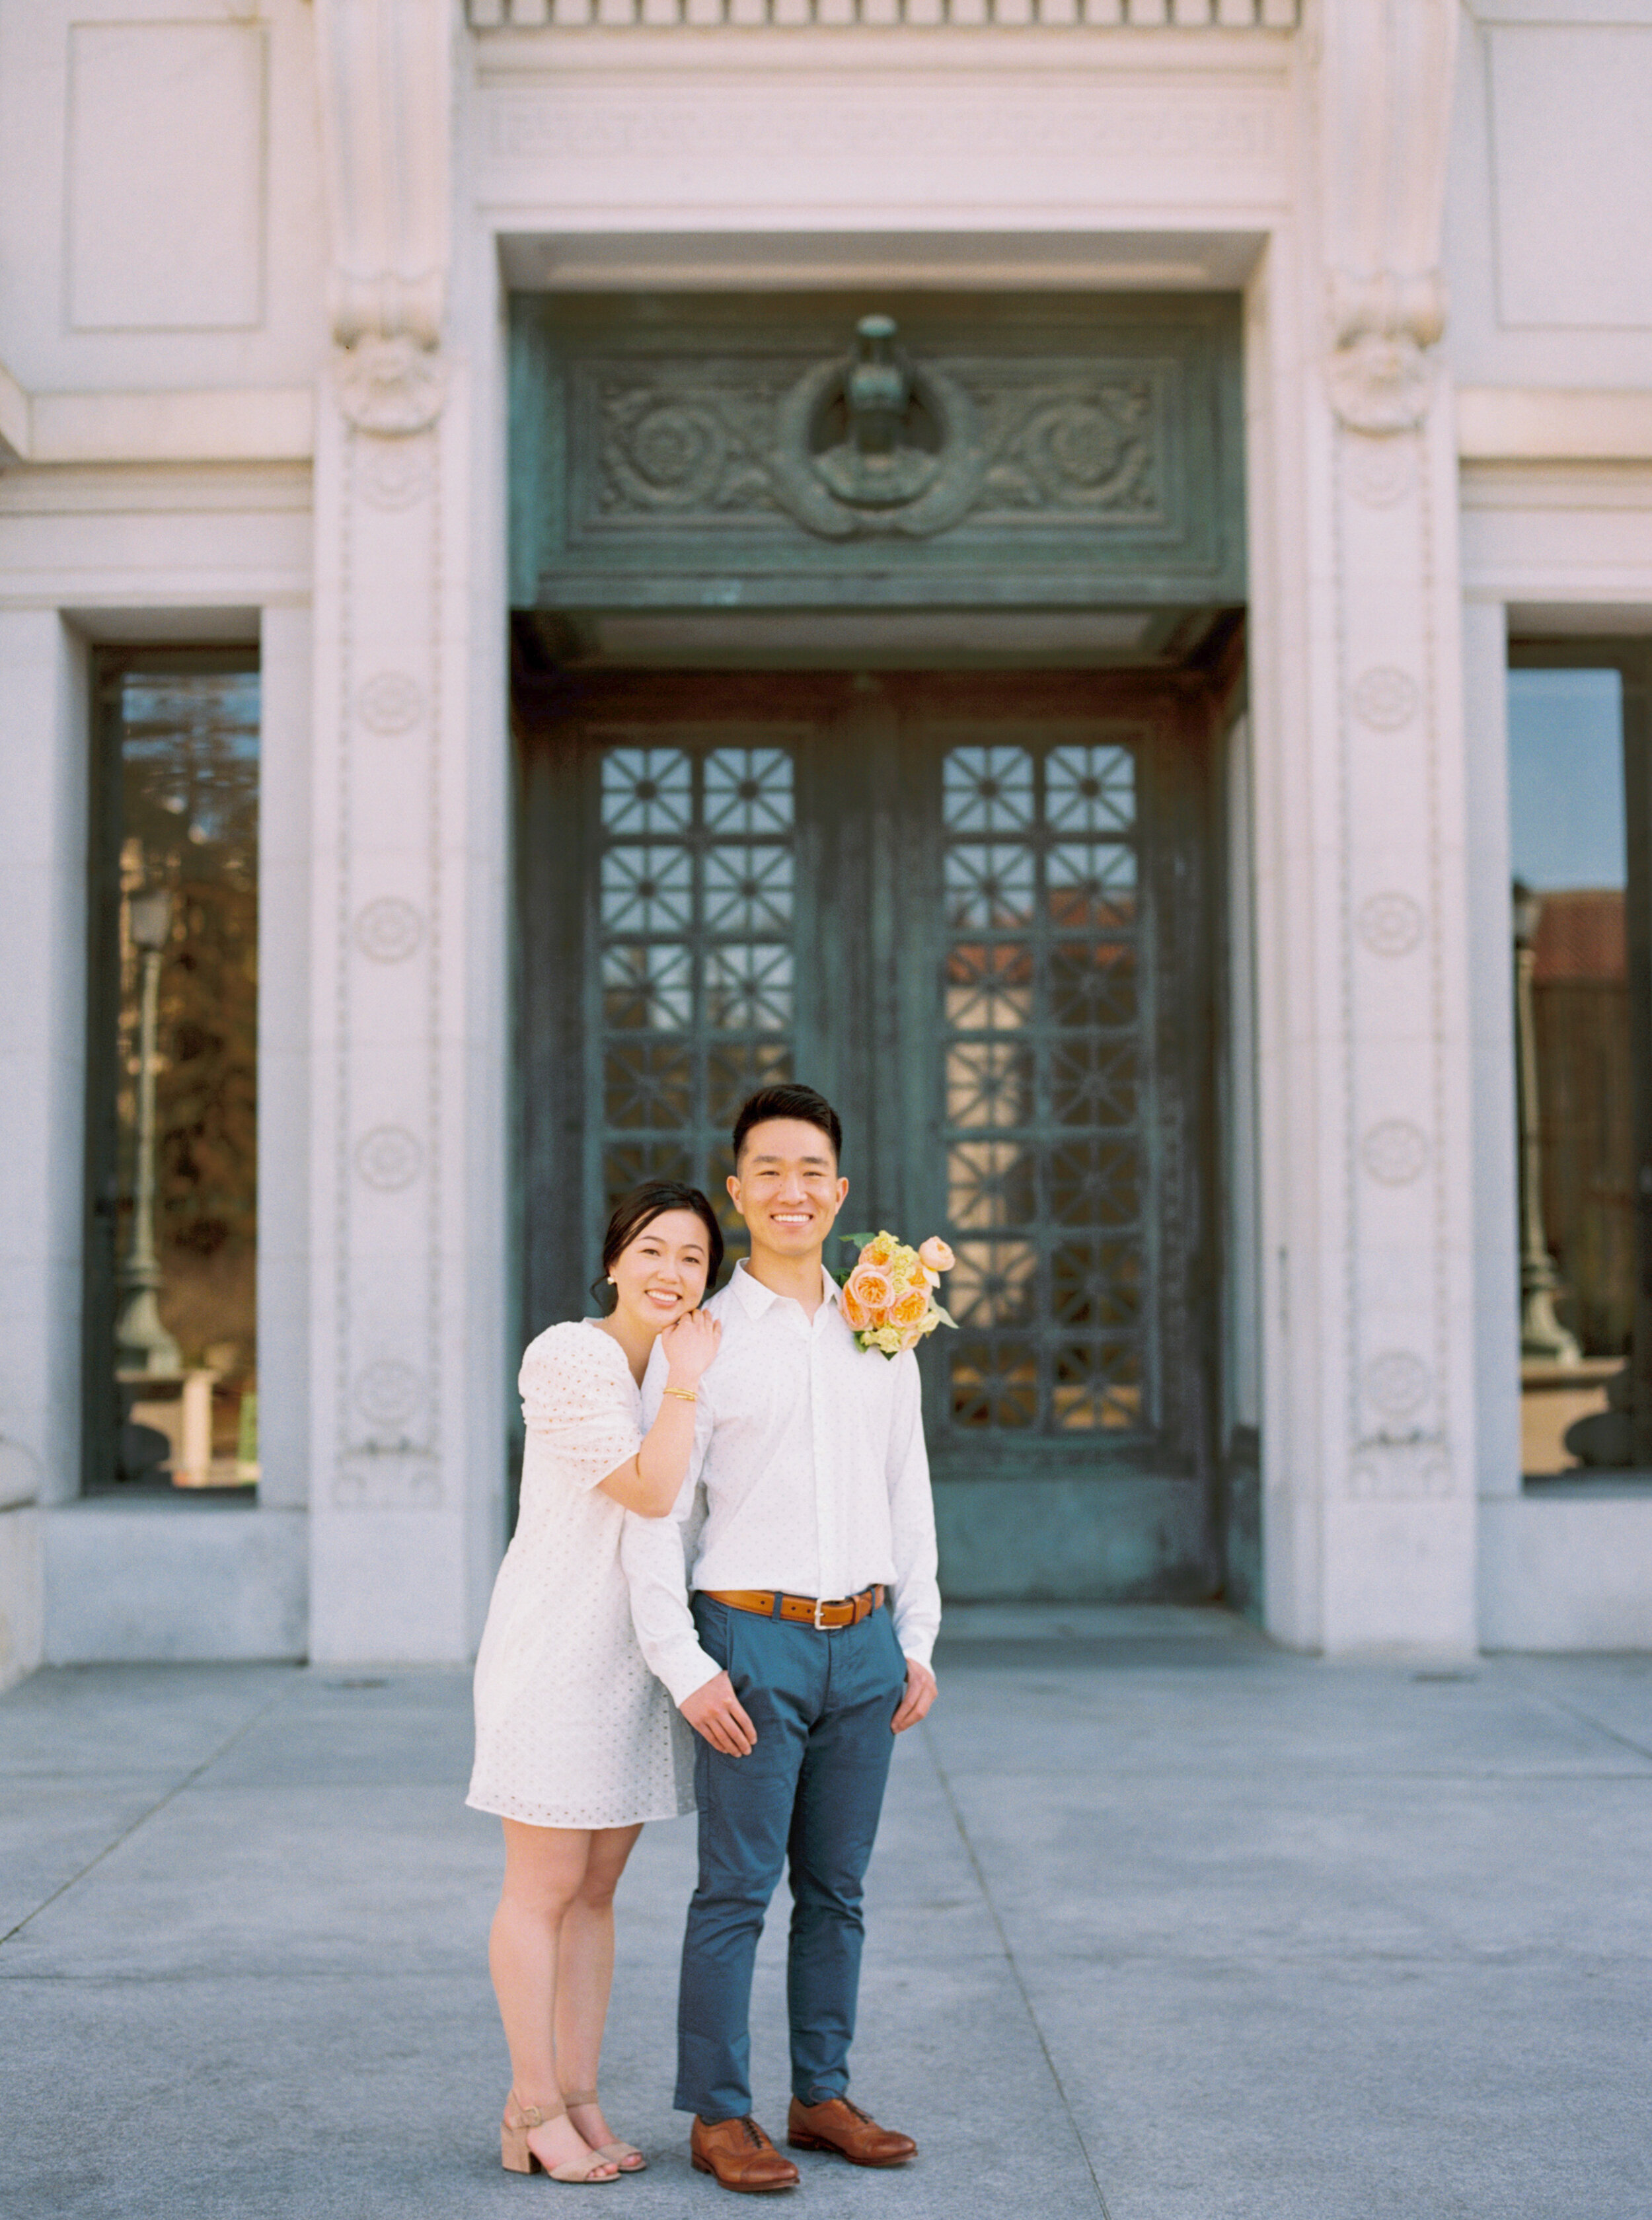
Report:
1488,26,1652,330
67,23,266,332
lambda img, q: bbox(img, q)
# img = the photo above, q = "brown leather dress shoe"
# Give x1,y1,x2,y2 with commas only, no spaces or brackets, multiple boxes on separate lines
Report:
786,2095,918,2167
690,2116,800,2193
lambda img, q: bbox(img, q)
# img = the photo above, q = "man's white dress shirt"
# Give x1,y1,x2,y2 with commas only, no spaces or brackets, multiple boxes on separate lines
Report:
622,1259,942,1707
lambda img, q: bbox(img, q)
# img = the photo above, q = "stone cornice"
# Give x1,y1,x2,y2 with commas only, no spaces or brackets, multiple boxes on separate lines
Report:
1456,388,1652,465
0,361,28,462
466,0,1299,28
0,383,315,467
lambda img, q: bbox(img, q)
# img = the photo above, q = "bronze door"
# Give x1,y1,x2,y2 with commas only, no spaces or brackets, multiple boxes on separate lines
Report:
517,668,1220,1599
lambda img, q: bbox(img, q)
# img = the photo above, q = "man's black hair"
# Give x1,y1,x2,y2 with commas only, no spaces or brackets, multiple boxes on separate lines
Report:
732,1084,843,1169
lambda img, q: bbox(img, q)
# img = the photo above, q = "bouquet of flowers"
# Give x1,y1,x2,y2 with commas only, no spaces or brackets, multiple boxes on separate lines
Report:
836,1230,957,1358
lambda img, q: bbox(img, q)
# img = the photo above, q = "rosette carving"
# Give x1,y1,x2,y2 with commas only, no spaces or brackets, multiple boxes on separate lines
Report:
589,314,1162,546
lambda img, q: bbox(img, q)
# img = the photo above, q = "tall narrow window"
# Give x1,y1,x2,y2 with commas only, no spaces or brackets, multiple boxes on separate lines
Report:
1509,661,1634,1475
594,733,795,1259
85,653,260,1493
939,734,1146,1438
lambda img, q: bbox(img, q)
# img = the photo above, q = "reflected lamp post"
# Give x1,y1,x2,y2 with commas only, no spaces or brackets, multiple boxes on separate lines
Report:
1513,879,1581,1364
115,885,181,1374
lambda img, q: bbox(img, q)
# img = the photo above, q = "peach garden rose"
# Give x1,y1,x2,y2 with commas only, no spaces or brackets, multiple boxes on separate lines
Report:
834,1230,957,1359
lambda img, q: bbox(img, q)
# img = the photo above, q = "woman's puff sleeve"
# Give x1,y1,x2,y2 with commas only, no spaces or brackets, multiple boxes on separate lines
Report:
520,1325,642,1492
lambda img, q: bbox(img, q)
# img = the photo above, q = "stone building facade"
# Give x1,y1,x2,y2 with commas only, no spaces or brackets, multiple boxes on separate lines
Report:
3,0,1651,1683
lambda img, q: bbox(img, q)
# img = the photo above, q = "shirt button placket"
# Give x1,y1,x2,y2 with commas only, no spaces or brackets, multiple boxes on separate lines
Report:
811,1321,839,1605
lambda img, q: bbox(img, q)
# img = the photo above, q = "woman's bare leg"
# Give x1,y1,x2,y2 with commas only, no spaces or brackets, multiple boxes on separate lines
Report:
558,1824,643,2160
488,1819,618,2178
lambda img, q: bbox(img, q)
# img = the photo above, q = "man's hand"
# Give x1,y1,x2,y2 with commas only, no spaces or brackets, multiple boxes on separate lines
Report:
680,1670,757,1758
891,1658,937,1734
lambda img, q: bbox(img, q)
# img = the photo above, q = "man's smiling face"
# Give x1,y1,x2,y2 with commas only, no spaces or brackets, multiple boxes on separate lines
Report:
728,1117,849,1260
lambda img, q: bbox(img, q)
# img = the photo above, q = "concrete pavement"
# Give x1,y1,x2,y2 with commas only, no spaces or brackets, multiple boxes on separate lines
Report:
2,1606,1649,2219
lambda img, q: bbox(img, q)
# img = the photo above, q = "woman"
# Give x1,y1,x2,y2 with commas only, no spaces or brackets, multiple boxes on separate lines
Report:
468,1181,724,2184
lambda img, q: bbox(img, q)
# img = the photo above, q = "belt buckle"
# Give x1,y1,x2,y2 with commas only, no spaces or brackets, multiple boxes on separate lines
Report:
813,1596,831,1629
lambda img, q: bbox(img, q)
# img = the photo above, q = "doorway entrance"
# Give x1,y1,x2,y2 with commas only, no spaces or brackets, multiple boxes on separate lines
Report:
517,660,1227,1599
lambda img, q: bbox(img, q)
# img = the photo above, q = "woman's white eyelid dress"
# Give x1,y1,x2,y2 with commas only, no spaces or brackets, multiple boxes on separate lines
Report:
467,1319,695,1830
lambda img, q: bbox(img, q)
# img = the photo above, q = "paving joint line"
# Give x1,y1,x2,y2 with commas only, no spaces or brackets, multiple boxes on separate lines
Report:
1497,1665,1652,1764
0,1683,299,1952
924,1726,1114,2220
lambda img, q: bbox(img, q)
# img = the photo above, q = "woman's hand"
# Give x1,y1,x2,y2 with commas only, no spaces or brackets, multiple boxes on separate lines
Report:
660,1308,721,1390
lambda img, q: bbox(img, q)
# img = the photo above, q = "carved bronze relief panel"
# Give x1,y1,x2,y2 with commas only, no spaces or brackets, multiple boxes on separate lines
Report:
509,293,1244,610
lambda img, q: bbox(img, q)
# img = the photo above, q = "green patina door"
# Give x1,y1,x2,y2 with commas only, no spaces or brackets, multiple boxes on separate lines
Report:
511,288,1241,1598
517,665,1222,1601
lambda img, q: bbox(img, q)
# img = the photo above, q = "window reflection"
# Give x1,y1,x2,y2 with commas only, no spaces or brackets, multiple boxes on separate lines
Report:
939,735,1146,1434
1509,665,1632,1475
91,659,260,1491
595,733,796,1266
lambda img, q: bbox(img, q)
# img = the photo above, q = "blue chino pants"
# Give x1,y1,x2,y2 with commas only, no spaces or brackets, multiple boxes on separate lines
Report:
675,1593,909,2122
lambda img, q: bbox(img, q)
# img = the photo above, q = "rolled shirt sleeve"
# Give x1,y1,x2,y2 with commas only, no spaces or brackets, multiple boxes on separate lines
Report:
885,1349,942,1668
620,1479,721,1707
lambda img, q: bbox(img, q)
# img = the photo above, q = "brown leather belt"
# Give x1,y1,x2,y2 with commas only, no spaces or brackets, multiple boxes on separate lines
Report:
702,1582,886,1631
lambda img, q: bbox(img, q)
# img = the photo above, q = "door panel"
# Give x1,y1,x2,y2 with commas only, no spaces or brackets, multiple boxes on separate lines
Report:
517,667,1219,1600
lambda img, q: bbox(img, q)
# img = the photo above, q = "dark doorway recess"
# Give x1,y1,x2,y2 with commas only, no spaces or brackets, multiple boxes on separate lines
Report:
515,657,1234,1602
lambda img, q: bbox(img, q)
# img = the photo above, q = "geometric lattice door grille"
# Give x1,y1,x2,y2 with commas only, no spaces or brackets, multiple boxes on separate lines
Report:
939,732,1148,1438
519,667,1215,1582
593,733,795,1251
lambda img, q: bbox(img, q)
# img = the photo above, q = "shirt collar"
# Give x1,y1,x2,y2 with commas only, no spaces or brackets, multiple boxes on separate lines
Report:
730,1257,842,1318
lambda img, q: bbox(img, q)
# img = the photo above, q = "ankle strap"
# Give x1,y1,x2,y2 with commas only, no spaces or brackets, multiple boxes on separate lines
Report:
507,2092,568,2130
562,2089,599,2109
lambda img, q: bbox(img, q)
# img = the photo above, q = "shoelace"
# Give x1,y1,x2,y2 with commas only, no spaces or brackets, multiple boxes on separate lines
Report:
738,2118,766,2148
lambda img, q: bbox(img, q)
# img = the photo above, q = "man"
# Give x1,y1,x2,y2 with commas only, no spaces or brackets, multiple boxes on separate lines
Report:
624,1082,940,2193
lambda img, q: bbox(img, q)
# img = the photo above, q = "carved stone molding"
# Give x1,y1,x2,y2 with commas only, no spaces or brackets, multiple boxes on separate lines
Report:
1356,891,1425,959
1343,431,1415,508
314,0,450,349
355,1125,424,1191
1351,666,1421,732
354,897,424,963
354,1357,423,1428
361,437,434,507
333,1450,441,1508
1348,1441,1452,1500
1360,1120,1429,1187
1364,1349,1433,1423
336,337,446,436
1326,334,1436,437
1317,0,1457,433
356,671,425,735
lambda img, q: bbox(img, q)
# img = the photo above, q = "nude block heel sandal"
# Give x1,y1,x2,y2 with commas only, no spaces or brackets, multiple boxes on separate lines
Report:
564,2089,647,2172
501,2092,619,2182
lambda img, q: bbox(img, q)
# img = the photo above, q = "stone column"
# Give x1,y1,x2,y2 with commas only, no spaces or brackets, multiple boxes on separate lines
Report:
306,0,503,1661
1460,601,1522,1502
1258,0,1479,1652
0,612,87,1684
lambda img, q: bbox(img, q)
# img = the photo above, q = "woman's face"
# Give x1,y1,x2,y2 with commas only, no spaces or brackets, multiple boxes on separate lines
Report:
609,1208,712,1333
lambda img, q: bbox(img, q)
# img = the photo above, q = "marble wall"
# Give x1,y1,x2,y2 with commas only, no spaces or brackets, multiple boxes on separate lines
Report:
2,0,1651,1671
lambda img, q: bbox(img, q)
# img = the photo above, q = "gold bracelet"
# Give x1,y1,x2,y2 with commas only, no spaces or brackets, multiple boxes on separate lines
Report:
662,1386,698,1403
